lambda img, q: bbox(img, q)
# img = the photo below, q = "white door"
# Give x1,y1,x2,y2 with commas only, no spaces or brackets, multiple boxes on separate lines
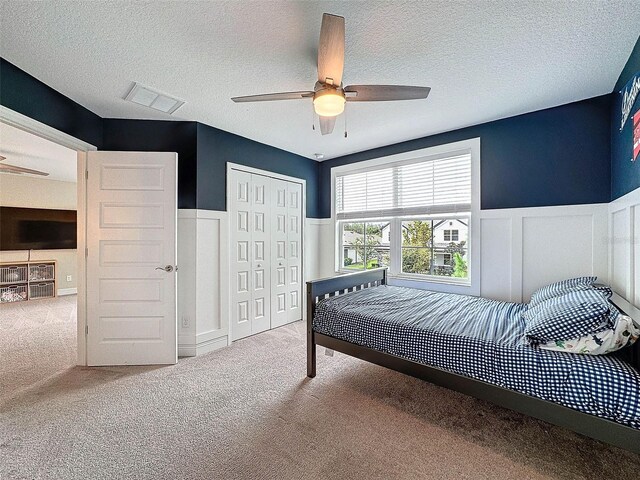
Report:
230,170,252,340
286,181,302,324
270,178,289,328
86,151,177,366
250,174,271,335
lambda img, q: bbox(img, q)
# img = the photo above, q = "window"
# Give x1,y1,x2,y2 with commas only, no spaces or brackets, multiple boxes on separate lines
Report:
443,229,459,242
335,149,472,284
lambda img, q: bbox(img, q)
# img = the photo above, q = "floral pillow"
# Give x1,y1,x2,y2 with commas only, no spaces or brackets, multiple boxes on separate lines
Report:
539,309,640,355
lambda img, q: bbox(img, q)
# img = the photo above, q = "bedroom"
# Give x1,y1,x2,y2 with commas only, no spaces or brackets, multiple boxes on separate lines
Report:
1,1,639,478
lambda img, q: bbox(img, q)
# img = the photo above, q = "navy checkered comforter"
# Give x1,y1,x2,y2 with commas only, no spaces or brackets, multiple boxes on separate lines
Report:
313,285,640,429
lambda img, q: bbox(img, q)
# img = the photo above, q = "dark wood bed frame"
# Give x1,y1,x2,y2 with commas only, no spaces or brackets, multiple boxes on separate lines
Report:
306,268,640,454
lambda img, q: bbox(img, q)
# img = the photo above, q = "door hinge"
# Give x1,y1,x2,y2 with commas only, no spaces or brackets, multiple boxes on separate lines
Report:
85,170,88,180
85,325,88,335
85,247,88,257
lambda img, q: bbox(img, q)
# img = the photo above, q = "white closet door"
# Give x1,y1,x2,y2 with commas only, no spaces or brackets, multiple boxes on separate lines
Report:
270,178,289,328
287,181,303,324
230,170,252,341
250,173,271,335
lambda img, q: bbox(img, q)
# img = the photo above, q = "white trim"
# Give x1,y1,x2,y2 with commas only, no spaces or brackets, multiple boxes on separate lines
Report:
57,287,78,296
0,107,96,367
227,162,308,186
226,163,307,342
76,152,87,366
608,186,640,305
330,138,481,296
0,106,97,152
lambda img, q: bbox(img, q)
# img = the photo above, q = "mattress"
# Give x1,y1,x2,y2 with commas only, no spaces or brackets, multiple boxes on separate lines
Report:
313,285,640,429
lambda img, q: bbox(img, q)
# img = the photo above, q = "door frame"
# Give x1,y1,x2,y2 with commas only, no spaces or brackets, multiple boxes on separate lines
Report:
226,162,306,341
1,106,96,365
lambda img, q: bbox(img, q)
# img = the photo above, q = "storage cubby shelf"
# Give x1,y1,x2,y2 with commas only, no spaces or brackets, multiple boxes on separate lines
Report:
0,261,56,303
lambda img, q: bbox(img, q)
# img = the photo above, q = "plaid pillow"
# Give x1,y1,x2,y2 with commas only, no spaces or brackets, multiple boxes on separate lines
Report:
592,284,613,299
529,276,597,307
524,288,610,343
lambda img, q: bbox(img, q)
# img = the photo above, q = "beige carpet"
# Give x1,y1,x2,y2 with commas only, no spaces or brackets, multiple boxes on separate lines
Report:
1,296,639,479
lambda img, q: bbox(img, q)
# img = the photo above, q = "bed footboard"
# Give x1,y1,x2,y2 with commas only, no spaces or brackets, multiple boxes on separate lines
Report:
306,268,387,377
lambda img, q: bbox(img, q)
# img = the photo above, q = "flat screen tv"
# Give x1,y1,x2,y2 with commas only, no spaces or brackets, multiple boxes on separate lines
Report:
0,207,77,250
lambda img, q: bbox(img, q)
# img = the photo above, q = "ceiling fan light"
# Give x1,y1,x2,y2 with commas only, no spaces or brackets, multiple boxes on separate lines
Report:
313,90,345,117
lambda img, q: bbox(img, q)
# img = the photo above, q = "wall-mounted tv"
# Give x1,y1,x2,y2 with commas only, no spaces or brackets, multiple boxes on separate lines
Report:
0,207,77,250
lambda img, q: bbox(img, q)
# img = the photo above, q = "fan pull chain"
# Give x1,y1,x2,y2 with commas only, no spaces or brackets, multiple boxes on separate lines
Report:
312,108,315,131
344,108,348,138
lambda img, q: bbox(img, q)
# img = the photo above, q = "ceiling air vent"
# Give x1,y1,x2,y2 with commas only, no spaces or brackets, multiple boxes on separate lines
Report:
124,82,185,114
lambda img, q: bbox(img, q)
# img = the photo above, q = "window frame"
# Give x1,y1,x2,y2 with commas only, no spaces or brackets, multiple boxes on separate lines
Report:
331,138,481,296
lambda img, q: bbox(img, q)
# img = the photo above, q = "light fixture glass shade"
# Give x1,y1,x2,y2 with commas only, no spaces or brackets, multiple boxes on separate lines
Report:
313,90,346,117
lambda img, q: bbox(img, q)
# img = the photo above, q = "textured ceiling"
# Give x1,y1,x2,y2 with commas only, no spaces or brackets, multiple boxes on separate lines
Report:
1,1,639,161
0,123,77,182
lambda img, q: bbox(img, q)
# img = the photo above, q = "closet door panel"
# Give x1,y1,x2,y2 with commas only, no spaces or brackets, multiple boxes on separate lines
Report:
270,178,289,328
287,182,303,323
230,170,252,341
250,174,271,335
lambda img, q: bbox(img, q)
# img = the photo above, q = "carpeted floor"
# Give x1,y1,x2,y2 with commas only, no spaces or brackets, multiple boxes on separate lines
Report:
1,296,639,479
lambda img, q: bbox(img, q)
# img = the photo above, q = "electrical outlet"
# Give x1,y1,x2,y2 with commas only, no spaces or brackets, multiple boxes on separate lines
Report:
181,316,190,328
66,275,72,282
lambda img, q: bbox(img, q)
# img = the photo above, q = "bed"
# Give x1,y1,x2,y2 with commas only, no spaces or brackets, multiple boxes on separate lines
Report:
306,268,640,454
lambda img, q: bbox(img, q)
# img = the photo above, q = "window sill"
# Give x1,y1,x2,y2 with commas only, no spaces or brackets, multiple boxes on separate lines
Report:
390,273,471,287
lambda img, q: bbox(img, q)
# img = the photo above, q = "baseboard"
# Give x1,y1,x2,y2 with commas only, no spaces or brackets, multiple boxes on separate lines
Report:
57,288,77,296
179,335,228,358
178,344,197,358
196,335,228,355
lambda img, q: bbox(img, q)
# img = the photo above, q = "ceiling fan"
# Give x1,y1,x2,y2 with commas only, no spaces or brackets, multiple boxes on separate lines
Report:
231,13,431,135
0,155,49,176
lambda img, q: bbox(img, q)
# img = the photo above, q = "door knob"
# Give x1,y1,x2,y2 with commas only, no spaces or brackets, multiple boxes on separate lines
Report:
156,265,174,272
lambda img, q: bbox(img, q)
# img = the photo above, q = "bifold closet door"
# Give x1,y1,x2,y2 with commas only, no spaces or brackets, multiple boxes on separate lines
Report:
231,169,302,341
230,171,271,340
230,170,252,341
250,174,271,336
286,181,302,324
270,179,302,328
270,179,289,328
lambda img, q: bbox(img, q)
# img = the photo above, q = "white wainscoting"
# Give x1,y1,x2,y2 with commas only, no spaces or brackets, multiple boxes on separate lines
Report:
177,209,229,357
609,186,640,307
316,204,609,304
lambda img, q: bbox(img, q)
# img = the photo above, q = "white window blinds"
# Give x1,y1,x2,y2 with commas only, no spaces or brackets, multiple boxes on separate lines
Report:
335,153,471,220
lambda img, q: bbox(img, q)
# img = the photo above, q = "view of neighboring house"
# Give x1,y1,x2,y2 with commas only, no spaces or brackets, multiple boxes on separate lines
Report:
342,218,468,276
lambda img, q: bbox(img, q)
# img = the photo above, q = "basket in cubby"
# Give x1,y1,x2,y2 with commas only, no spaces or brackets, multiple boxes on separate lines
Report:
29,282,55,300
29,264,55,282
1,284,28,303
0,265,28,285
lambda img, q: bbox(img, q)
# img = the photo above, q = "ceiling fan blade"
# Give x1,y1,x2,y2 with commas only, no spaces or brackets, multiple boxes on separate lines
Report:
344,85,431,102
318,115,337,135
231,91,314,103
0,163,49,176
317,14,345,86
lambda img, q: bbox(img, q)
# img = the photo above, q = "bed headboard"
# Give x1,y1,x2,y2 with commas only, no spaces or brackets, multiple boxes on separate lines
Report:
610,293,640,371
306,268,387,317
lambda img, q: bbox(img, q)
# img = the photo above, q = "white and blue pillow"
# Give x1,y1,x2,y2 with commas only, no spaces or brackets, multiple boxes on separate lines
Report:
528,276,597,308
524,288,611,344
592,284,613,299
539,307,640,355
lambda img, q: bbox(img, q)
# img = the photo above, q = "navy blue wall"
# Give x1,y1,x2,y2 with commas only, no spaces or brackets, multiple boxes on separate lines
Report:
0,58,103,147
317,95,612,218
196,123,320,218
0,58,319,215
611,36,640,200
102,119,198,209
